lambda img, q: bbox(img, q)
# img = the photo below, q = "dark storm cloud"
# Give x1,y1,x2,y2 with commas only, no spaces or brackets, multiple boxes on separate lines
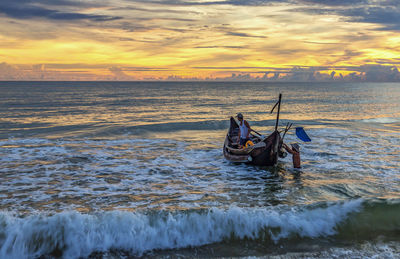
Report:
125,0,400,32
0,0,121,21
1,0,111,11
293,0,400,31
126,0,288,6
298,0,368,6
341,6,400,31
210,0,289,5
3,0,398,31
110,6,201,15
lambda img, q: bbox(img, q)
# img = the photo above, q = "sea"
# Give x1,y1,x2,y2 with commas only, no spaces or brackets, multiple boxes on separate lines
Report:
0,81,399,258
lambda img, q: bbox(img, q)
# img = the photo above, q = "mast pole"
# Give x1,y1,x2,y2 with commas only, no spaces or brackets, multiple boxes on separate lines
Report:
274,93,282,132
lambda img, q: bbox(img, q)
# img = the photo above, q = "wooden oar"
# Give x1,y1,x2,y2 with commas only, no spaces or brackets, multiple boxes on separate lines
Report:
251,129,263,137
249,130,263,140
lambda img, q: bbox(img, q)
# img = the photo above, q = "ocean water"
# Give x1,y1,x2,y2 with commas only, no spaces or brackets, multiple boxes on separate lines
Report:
0,81,399,258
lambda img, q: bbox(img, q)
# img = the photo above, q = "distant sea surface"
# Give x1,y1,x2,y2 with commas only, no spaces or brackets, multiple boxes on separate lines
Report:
0,81,399,258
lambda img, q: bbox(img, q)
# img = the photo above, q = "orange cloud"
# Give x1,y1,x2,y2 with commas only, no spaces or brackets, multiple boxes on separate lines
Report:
0,0,399,80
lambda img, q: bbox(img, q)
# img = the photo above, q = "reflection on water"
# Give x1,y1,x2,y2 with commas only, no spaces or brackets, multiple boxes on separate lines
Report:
1,82,400,139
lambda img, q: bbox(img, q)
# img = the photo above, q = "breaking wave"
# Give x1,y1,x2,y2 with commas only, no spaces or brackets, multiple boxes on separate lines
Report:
1,199,399,258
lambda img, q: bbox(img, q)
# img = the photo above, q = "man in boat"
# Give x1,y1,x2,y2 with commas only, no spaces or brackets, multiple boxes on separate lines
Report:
283,143,301,168
236,113,251,148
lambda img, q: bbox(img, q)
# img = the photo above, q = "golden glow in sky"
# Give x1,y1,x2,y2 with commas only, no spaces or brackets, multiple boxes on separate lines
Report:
0,0,399,81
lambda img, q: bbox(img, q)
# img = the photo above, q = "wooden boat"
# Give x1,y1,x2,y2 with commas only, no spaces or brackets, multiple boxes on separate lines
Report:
223,117,282,166
223,94,283,166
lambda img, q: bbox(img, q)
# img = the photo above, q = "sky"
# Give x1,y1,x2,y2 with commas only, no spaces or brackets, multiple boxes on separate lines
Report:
0,0,400,81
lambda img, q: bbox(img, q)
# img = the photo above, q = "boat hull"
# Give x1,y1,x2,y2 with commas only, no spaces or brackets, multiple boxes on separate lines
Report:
223,117,281,166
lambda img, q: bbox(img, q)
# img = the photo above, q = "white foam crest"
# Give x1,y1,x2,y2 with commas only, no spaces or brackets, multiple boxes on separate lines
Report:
361,117,399,124
0,200,362,258
0,138,50,146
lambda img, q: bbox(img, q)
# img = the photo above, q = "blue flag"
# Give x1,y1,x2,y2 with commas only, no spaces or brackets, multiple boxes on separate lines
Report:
296,127,311,142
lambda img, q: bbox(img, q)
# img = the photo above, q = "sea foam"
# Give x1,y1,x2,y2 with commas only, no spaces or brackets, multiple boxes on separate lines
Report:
0,200,362,259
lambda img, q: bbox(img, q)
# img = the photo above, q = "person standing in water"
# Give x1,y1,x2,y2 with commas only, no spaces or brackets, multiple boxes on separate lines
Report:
236,113,251,148
283,143,301,168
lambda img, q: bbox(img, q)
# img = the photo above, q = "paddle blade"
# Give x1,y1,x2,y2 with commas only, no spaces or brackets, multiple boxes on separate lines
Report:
296,127,311,142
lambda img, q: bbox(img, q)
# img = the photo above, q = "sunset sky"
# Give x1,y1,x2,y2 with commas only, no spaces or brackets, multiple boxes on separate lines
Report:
0,0,399,80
